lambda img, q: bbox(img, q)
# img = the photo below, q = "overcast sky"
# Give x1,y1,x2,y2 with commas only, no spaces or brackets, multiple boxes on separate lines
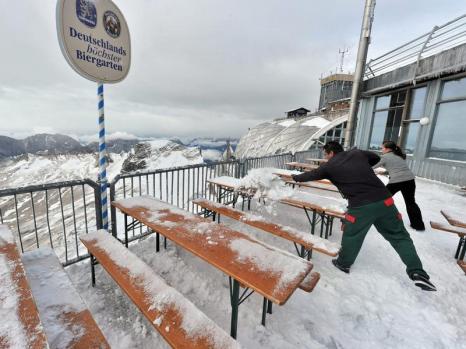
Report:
0,0,464,141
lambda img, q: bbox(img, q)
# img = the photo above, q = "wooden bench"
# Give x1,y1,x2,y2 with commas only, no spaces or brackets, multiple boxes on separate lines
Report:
0,224,48,348
0,224,109,349
112,196,318,338
193,198,340,260
81,230,238,348
22,248,110,349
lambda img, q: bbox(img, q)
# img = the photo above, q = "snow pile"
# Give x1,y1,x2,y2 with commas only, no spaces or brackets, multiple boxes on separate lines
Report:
83,231,239,349
237,168,294,201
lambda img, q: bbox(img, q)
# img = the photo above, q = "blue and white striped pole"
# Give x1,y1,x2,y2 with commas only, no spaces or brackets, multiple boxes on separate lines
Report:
98,82,108,230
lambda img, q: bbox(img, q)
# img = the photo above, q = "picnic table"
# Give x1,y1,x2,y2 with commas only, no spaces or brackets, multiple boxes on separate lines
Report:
206,175,346,239
207,176,253,210
285,162,319,171
112,196,316,339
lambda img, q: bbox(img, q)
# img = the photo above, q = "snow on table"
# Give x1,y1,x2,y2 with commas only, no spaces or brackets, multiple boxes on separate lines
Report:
112,196,313,301
0,225,49,349
207,176,241,189
81,230,239,349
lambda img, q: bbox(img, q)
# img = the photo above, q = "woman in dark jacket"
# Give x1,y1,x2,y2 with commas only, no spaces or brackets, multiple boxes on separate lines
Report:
373,141,425,231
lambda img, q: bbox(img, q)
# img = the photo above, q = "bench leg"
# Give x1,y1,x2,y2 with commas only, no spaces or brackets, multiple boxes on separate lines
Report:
267,300,273,314
261,297,267,326
156,232,160,252
90,254,96,287
230,279,240,339
124,214,129,248
455,237,465,259
457,237,465,260
164,236,167,250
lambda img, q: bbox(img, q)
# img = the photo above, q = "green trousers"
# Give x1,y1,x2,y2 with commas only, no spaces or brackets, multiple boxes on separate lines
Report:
337,197,428,278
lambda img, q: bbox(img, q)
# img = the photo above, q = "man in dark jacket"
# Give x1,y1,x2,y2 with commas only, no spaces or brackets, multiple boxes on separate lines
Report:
292,141,436,291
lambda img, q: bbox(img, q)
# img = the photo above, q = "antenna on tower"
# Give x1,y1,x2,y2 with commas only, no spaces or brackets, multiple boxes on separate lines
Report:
339,48,349,73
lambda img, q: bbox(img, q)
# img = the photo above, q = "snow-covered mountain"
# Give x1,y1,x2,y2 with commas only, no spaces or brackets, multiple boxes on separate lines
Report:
121,140,203,173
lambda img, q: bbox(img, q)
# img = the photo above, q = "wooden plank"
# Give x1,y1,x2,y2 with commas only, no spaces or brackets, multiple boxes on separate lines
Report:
283,180,339,193
112,196,313,305
440,210,466,229
305,158,327,164
193,199,340,257
0,225,49,349
81,231,238,349
430,221,466,237
285,162,319,171
22,248,110,349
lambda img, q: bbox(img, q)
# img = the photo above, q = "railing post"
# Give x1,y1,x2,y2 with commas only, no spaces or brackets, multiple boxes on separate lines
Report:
110,175,119,238
93,182,103,230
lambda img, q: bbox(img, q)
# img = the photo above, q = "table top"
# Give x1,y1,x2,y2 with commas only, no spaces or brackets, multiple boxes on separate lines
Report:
441,210,466,229
112,196,313,305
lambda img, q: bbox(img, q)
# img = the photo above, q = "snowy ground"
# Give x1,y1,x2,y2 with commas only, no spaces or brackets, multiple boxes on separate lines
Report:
65,177,465,349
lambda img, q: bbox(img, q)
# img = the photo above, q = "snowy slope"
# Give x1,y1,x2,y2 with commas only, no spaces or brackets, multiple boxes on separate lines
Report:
62,178,465,349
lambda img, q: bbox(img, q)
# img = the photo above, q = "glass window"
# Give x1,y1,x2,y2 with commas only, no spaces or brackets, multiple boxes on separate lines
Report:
408,87,427,119
369,111,388,150
430,100,466,161
375,96,390,110
383,108,403,142
441,77,466,100
403,121,420,154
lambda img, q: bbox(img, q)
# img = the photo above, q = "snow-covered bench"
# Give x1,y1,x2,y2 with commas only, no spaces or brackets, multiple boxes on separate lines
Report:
0,225,109,348
80,230,239,348
0,225,48,348
193,198,340,259
22,248,110,349
111,196,316,338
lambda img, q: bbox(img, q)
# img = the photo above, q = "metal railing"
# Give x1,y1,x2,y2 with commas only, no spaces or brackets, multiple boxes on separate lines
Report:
1,150,323,265
0,179,101,266
365,14,466,79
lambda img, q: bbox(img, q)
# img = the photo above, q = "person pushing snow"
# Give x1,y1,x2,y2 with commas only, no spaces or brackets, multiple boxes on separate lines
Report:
292,141,436,291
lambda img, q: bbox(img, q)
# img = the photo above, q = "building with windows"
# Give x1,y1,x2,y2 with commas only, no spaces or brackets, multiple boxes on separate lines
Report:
319,73,353,112
354,15,466,186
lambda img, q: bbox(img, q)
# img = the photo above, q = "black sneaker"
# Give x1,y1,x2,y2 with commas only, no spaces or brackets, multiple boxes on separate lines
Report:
411,273,436,291
332,259,350,274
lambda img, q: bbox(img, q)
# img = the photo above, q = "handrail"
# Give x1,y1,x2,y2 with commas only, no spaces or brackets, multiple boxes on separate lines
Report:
365,14,466,79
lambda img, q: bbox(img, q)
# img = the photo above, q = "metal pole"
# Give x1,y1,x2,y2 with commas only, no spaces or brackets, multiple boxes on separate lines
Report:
344,0,376,149
98,83,109,230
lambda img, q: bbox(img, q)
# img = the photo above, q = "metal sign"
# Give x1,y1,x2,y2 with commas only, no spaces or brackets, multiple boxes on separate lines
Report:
56,0,131,83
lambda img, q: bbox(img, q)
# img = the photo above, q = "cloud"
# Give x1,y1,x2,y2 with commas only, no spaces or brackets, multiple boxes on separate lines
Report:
0,0,464,138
